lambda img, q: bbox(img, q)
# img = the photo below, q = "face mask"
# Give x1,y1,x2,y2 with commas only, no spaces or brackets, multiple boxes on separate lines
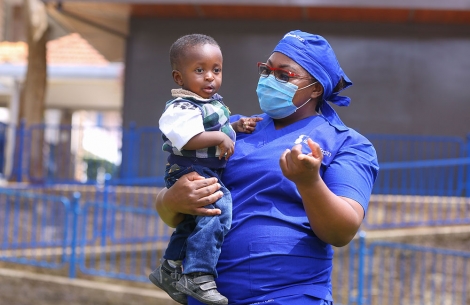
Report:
256,74,317,119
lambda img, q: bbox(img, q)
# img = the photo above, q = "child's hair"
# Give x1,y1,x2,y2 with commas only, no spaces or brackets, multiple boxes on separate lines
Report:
169,34,220,70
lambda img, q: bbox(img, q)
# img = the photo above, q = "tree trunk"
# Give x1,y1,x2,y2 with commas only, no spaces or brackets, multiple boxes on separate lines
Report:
14,0,48,182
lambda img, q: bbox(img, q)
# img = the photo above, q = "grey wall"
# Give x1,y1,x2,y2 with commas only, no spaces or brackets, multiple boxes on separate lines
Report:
123,19,470,138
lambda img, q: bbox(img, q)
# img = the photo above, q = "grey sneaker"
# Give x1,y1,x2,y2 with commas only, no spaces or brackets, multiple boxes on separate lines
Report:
149,259,187,304
175,273,228,305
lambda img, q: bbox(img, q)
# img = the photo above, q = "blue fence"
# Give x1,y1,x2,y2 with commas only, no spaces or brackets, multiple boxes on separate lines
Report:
365,241,470,305
1,122,470,229
1,187,469,305
2,124,470,303
3,121,166,186
0,187,171,282
0,190,71,270
332,234,470,305
367,134,470,196
2,122,470,197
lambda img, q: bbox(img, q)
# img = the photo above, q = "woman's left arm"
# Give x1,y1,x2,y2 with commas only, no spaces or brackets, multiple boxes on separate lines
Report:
280,138,372,247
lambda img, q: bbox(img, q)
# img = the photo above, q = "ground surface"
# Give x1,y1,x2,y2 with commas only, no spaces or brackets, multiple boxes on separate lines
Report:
0,276,163,305
0,266,178,305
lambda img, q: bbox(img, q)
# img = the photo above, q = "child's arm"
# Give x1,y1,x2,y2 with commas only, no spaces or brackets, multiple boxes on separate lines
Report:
183,131,234,160
232,116,263,133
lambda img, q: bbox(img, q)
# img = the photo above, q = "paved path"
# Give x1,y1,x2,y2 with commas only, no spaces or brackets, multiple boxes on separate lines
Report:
0,268,178,305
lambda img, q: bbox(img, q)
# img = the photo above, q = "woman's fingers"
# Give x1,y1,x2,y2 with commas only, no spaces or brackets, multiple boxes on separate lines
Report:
178,172,222,215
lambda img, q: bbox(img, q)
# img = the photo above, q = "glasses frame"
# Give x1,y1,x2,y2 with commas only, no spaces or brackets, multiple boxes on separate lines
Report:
257,62,313,83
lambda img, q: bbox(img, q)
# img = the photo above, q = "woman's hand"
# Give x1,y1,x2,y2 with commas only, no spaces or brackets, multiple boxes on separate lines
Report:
279,138,323,186
155,171,223,227
279,138,363,247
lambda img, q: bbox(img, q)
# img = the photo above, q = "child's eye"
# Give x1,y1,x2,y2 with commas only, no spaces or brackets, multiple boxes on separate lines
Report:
195,68,204,73
213,68,222,73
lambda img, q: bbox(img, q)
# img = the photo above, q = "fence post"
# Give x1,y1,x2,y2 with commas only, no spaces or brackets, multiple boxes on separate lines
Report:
100,174,111,247
69,192,81,279
357,231,366,305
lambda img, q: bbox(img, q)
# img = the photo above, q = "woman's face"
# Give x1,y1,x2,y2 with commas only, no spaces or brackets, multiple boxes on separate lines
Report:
266,52,321,117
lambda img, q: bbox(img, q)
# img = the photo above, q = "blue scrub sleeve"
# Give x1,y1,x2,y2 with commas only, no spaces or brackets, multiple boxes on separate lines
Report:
323,141,379,214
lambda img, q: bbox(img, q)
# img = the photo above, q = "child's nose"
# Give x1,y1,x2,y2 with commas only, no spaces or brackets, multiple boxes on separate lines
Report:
205,72,214,81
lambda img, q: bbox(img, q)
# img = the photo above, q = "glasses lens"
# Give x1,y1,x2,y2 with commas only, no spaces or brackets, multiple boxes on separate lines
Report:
259,64,270,77
274,70,290,83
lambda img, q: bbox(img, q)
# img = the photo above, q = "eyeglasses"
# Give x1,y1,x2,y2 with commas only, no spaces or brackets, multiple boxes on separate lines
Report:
257,62,313,83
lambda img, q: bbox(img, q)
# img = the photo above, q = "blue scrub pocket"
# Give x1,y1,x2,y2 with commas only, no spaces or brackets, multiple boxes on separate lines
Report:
248,240,332,297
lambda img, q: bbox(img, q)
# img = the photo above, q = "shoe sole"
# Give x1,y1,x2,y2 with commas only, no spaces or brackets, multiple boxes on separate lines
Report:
149,273,188,304
175,282,228,305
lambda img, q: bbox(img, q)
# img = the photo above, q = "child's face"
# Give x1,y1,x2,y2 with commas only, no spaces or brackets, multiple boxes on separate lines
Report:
173,44,223,99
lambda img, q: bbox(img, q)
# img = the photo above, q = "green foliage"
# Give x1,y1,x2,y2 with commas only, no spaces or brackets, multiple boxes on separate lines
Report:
83,157,117,181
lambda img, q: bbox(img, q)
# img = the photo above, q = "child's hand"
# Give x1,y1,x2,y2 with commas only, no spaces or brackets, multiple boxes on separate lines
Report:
218,134,235,160
232,117,263,133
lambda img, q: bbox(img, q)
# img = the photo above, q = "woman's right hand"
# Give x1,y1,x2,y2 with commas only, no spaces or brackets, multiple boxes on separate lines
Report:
155,171,223,227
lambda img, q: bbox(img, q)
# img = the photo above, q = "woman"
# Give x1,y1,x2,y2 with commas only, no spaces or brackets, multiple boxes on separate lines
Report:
154,30,379,305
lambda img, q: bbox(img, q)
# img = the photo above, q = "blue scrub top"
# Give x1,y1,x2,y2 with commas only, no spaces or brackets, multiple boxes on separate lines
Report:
189,113,379,305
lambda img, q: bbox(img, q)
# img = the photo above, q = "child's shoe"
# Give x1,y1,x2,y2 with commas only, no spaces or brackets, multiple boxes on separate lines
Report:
149,259,187,304
175,272,228,305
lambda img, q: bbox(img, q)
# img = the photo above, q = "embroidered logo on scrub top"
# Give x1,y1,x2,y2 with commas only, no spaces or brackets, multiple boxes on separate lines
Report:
294,135,308,145
294,135,332,158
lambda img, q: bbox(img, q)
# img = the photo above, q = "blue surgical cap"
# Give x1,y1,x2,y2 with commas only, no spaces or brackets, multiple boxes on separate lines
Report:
273,30,352,130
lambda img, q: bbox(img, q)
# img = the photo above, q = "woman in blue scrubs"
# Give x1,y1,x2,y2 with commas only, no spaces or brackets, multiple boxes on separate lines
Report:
154,30,379,305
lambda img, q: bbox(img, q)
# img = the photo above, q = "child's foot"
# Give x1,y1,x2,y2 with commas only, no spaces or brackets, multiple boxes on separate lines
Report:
148,259,187,304
175,272,228,305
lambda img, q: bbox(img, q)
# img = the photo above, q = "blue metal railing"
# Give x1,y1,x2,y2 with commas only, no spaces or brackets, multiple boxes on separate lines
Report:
3,123,470,226
1,187,470,304
78,202,165,282
0,190,72,269
367,133,469,197
366,241,470,305
3,122,470,195
0,187,170,279
2,121,166,186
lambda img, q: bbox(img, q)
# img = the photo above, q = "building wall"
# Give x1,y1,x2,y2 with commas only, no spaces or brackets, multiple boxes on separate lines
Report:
123,18,470,138
0,0,4,40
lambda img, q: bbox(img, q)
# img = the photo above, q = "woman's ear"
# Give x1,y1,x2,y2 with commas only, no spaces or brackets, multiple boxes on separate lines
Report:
172,70,183,86
310,82,323,99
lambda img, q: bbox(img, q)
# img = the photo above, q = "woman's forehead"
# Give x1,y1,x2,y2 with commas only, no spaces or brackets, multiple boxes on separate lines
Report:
267,52,306,73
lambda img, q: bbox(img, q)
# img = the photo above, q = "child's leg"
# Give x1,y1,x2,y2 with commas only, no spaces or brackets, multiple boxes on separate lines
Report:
162,163,197,262
175,166,231,305
149,163,196,304
182,186,231,275
149,214,194,305
163,214,195,261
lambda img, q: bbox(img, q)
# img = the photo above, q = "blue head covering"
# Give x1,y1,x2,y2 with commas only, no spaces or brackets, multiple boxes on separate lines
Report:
273,30,352,130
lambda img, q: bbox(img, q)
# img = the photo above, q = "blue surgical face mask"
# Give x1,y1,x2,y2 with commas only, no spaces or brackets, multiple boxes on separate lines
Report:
256,75,317,119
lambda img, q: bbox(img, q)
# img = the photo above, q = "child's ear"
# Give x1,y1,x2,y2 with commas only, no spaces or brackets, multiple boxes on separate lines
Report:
172,70,183,86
